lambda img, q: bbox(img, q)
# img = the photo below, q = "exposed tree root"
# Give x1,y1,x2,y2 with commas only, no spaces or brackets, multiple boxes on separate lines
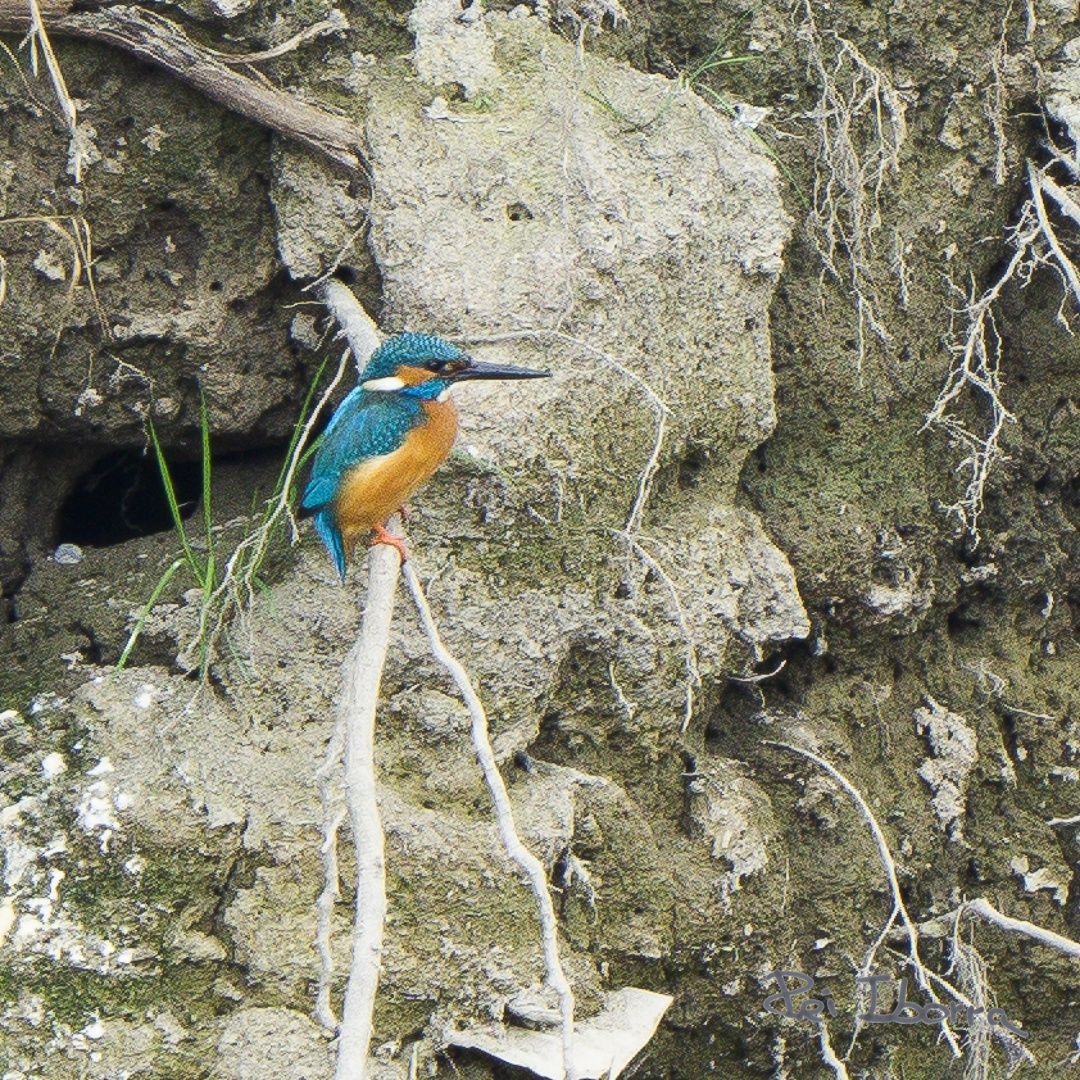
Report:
403,561,579,1080
768,736,1042,1075
925,156,1080,544
798,0,907,372
963,896,1080,960
763,740,963,1059
333,539,401,1080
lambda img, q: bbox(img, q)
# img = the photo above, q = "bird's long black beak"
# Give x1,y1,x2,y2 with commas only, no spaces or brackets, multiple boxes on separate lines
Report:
451,359,551,381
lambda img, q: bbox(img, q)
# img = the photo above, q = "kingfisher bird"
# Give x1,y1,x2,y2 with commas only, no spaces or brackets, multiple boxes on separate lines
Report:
302,333,549,577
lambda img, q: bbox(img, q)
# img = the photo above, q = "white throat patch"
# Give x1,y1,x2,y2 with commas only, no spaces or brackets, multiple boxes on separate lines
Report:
362,376,406,392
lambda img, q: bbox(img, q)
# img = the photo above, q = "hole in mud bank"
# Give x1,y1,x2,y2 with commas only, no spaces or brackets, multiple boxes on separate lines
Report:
998,710,1022,764
945,580,996,639
946,604,982,638
964,855,989,886
703,688,761,754
71,621,104,664
755,640,818,699
56,449,200,548
505,201,534,222
677,447,708,490
1068,588,1080,634
953,541,985,568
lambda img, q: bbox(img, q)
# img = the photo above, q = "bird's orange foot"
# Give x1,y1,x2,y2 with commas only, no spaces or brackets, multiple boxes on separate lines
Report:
369,522,408,563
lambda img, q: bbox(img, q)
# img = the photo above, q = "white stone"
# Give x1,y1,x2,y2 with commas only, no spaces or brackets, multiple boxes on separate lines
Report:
40,753,67,779
52,544,84,565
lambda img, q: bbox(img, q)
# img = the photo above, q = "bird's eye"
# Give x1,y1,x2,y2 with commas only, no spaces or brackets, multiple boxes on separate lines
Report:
427,358,468,374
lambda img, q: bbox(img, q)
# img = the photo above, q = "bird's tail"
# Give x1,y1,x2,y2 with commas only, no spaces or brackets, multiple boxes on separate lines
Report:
313,509,347,581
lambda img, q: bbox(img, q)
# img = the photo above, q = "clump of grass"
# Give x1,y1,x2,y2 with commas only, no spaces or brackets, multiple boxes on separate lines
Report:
116,392,218,673
686,46,808,209
117,351,343,676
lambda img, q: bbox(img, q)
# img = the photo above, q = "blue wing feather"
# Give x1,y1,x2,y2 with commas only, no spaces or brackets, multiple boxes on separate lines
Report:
303,389,425,576
302,391,423,511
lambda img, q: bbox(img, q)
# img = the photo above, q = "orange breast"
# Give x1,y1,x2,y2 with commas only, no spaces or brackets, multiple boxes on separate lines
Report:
336,398,459,554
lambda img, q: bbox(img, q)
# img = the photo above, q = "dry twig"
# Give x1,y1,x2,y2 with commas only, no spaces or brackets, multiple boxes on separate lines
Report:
25,0,83,180
213,12,347,66
0,1,366,174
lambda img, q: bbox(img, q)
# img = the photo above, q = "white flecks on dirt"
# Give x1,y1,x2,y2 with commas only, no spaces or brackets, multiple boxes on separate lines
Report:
133,685,157,710
0,790,125,976
75,764,133,854
913,696,977,842
40,753,66,780
31,250,66,282
684,761,778,903
1009,855,1069,906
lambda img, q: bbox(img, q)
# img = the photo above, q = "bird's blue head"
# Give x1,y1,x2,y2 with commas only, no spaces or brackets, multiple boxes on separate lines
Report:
360,333,550,400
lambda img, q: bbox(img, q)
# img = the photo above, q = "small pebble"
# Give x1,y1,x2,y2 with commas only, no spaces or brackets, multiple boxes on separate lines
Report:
41,753,66,780
53,544,84,566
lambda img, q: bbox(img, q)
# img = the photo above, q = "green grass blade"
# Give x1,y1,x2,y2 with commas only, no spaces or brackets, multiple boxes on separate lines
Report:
272,353,332,502
115,558,185,671
200,390,215,587
685,42,734,83
286,434,326,508
697,83,736,116
149,419,204,583
695,84,809,208
691,55,757,77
